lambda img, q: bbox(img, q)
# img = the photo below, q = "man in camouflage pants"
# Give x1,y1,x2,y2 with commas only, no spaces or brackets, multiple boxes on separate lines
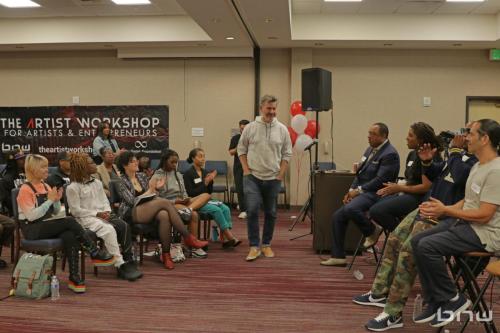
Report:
353,135,477,331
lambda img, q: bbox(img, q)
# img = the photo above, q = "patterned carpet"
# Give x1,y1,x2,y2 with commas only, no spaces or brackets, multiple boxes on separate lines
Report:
0,209,498,333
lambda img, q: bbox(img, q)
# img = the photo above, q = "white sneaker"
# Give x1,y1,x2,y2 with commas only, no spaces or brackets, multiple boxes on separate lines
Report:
192,248,208,259
170,243,185,263
238,212,247,219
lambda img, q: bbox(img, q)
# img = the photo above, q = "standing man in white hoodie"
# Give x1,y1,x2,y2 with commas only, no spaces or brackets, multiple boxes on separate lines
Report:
237,95,293,261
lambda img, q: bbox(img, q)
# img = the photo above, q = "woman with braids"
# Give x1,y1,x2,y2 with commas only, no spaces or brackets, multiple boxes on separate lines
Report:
66,153,142,281
154,148,211,258
116,150,208,269
17,154,113,293
363,122,443,248
184,148,241,249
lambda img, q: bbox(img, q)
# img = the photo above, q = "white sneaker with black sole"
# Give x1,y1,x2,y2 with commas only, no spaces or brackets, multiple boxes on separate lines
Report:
352,291,387,308
191,248,208,259
365,312,403,331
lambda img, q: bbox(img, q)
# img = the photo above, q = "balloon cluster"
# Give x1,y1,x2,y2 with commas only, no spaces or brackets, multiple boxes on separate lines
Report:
288,101,320,152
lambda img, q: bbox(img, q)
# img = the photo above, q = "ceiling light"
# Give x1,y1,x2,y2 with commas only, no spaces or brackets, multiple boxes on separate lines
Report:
324,0,363,2
111,0,151,5
264,18,273,23
446,0,484,2
225,37,235,40
0,0,40,8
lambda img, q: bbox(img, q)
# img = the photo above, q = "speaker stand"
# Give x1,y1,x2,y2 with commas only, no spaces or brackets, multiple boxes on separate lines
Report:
289,110,320,240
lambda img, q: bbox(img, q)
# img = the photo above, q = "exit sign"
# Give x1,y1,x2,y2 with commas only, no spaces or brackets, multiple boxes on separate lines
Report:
490,49,500,61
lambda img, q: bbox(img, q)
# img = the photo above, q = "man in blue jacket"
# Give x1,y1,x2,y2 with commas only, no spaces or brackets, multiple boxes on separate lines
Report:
321,123,400,267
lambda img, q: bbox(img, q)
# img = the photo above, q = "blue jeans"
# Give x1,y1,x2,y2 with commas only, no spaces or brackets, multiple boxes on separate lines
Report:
244,174,281,247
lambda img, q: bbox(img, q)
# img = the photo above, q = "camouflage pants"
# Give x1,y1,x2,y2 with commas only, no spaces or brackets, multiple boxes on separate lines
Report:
370,208,435,316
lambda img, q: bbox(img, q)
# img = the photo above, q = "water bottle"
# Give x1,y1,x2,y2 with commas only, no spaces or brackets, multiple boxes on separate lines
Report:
211,226,219,242
353,269,364,280
413,294,423,320
50,276,60,301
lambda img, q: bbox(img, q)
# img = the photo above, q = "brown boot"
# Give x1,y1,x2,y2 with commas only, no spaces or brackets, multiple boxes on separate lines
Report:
184,234,208,249
161,253,174,270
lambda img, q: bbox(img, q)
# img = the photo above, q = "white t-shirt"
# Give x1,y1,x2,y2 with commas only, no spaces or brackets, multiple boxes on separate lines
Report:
465,157,500,253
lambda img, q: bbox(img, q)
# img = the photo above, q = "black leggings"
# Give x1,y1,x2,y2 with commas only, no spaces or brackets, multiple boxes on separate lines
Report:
22,217,84,254
22,217,85,276
133,198,190,252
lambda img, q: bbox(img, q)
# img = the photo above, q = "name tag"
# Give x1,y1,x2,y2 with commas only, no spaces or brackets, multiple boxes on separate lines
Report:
194,178,202,184
471,183,481,194
407,160,414,167
361,156,367,162
462,155,470,162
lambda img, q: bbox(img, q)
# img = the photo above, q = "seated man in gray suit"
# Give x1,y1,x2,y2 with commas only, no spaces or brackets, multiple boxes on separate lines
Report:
321,122,400,267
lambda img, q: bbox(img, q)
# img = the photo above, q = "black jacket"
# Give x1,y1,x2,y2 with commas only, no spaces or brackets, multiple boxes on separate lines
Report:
183,166,213,198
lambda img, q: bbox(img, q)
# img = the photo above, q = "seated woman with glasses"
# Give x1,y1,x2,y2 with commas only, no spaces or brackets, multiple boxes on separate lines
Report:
116,150,208,269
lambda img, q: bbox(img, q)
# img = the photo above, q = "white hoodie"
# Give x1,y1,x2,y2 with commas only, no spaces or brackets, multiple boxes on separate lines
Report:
237,116,292,180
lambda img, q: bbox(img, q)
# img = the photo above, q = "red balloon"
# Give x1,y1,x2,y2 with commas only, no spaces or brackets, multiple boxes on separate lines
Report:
287,126,298,146
304,120,320,138
290,101,305,116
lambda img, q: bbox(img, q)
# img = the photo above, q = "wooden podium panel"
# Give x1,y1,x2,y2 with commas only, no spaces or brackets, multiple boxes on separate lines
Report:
312,171,363,253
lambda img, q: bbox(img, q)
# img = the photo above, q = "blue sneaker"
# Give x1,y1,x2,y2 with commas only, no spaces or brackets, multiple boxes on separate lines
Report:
413,302,440,323
431,294,471,327
366,312,403,331
353,291,387,308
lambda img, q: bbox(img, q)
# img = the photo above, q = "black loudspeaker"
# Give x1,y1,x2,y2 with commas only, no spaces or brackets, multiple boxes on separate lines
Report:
313,171,363,253
301,68,332,111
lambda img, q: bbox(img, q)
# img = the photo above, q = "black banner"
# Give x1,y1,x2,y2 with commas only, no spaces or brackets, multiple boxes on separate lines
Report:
0,105,169,163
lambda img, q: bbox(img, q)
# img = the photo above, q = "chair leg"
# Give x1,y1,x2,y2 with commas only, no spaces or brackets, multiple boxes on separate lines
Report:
456,257,495,333
10,236,15,263
139,234,144,265
61,254,66,272
374,231,389,276
348,235,364,271
51,253,58,276
459,274,495,333
80,249,86,280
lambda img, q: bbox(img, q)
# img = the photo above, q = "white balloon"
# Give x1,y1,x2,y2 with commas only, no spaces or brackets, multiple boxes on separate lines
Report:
294,134,313,152
291,115,307,134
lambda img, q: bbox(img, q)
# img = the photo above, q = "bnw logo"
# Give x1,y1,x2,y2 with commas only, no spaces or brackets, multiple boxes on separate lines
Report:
2,143,31,152
437,309,493,323
135,141,147,149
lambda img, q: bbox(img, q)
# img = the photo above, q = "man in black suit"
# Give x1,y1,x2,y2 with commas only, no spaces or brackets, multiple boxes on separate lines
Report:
321,123,400,266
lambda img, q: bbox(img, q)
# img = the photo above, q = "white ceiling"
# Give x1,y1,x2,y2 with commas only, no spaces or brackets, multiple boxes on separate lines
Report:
293,0,500,15
0,0,499,55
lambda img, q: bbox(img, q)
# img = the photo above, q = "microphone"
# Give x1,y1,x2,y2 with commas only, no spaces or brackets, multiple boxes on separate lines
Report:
304,140,318,151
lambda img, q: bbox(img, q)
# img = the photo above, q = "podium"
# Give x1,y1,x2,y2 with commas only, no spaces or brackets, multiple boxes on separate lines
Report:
312,171,363,253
